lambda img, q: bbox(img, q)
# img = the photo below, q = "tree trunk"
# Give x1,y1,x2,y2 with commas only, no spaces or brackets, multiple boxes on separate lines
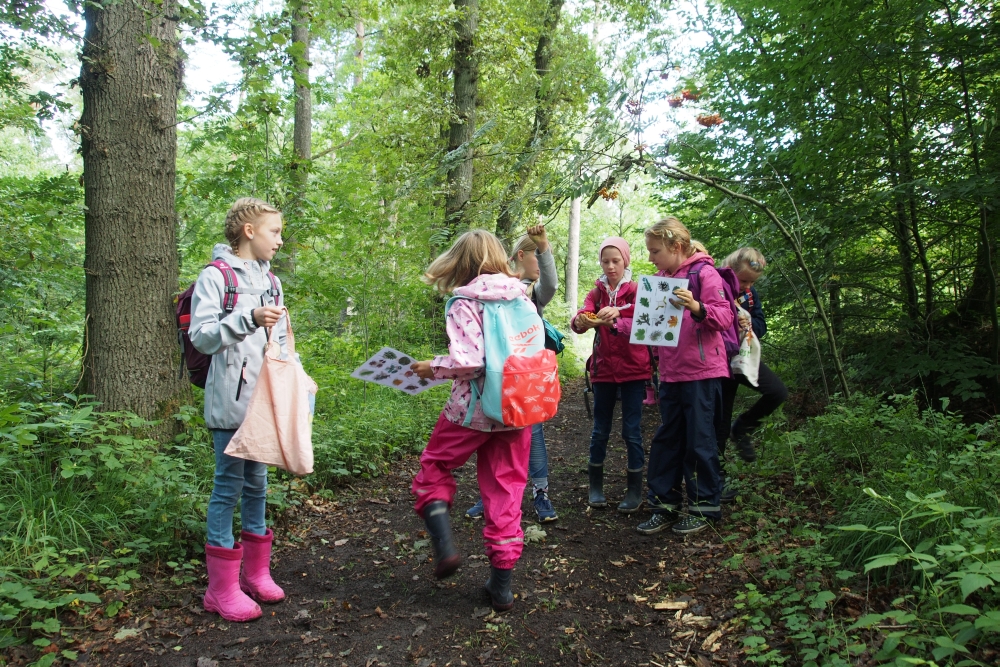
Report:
79,0,185,418
278,0,312,275
495,0,565,239
354,19,364,87
444,0,479,229
565,196,581,332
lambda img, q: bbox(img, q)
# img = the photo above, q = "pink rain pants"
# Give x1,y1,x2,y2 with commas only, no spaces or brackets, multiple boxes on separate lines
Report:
412,414,531,570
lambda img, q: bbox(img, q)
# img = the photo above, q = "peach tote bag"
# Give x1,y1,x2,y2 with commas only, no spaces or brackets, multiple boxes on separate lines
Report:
225,307,317,475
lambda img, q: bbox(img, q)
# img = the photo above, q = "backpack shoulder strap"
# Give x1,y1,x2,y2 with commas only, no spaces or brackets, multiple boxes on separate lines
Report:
686,260,708,300
267,272,281,306
209,260,240,313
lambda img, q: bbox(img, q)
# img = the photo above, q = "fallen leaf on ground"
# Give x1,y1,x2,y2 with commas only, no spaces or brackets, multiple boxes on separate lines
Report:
524,525,546,543
334,539,349,546
196,658,218,667
113,628,139,642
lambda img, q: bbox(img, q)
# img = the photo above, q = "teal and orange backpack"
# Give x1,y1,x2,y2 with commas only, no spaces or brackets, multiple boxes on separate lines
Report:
446,295,561,427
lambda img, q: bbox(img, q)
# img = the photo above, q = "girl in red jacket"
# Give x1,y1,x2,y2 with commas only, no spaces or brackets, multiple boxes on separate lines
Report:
571,237,651,513
638,218,733,536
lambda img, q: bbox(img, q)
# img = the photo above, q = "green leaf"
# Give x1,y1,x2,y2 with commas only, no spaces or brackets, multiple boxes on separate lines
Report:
864,555,899,572
960,573,993,600
938,604,979,615
933,635,969,653
809,591,836,609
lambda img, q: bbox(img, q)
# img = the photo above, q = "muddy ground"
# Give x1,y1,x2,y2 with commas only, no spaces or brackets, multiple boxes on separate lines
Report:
38,381,756,667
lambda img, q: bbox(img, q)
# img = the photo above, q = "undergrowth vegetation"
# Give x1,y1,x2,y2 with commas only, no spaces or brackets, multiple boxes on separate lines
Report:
724,394,1000,665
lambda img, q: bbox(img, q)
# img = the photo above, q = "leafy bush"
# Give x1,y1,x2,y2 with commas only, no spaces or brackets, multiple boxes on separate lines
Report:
0,398,213,644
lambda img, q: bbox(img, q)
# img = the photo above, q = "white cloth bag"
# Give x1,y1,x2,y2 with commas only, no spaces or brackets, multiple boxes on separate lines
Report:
730,306,761,387
225,307,317,476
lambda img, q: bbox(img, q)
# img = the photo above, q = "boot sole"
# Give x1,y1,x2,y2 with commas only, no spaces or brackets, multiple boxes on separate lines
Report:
617,502,643,514
434,555,462,579
203,597,262,622
491,600,514,612
240,582,285,604
672,522,711,536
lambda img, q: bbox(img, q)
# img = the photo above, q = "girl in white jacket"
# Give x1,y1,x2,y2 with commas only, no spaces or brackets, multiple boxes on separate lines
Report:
189,198,287,623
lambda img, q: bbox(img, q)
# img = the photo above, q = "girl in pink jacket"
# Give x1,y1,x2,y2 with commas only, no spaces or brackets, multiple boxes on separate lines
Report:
571,237,651,513
637,218,733,536
408,229,534,612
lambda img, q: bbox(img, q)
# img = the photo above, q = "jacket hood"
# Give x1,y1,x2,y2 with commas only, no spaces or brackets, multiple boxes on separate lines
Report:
454,273,526,301
211,243,272,273
671,251,714,276
594,268,634,289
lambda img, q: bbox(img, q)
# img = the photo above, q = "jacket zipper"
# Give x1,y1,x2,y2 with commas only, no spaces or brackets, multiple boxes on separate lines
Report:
235,356,248,400
697,330,705,362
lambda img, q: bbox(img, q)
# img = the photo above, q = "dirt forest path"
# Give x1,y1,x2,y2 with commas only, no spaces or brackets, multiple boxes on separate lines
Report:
89,380,747,667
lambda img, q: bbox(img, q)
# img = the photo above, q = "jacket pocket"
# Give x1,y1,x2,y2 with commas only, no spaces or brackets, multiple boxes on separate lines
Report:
696,329,705,362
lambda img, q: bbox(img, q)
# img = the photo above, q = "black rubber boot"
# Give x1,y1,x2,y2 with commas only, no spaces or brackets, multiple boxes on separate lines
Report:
422,501,461,579
588,464,606,507
484,566,514,611
617,470,644,513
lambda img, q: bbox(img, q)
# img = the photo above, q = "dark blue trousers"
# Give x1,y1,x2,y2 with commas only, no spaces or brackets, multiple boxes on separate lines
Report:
646,379,723,519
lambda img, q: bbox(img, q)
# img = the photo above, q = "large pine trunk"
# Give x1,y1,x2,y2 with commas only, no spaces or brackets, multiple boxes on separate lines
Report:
79,0,185,417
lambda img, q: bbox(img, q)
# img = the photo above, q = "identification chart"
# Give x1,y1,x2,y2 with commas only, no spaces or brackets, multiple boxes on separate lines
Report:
628,276,689,347
351,347,446,395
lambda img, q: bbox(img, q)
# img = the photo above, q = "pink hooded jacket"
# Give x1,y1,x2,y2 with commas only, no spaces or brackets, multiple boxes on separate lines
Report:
657,252,734,383
430,273,532,432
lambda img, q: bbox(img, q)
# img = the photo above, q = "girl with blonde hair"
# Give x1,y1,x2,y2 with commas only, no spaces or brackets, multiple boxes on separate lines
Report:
466,225,560,523
717,248,788,500
638,217,732,536
189,197,287,622
409,229,536,612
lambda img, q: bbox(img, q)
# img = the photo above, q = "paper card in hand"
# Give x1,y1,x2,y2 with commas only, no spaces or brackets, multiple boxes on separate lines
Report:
629,276,689,347
351,347,446,395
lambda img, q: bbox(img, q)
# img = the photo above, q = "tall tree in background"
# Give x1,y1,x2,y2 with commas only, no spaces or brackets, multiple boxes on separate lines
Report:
495,0,565,239
279,0,313,275
443,0,479,229
79,0,185,417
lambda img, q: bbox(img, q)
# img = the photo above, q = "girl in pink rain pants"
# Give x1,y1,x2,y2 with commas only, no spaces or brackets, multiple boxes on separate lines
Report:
409,229,535,612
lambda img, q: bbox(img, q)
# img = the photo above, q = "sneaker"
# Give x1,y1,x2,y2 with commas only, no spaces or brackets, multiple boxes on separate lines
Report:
465,498,484,520
720,477,738,504
672,514,711,535
734,434,757,463
636,512,674,535
533,489,558,523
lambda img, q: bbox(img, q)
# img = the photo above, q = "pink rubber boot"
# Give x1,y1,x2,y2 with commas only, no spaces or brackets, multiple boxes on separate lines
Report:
643,384,657,406
203,543,262,622
239,529,285,603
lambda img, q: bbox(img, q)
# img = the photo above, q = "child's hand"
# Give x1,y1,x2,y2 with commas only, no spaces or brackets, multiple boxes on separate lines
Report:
737,309,752,330
527,224,549,253
253,306,284,328
411,360,435,379
669,288,702,316
574,313,598,330
596,306,621,322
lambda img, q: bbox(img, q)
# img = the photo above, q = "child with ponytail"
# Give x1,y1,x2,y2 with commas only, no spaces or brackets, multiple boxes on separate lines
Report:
409,229,537,612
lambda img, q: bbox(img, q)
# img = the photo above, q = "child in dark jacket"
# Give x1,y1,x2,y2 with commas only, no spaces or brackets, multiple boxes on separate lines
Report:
718,248,788,500
571,237,651,513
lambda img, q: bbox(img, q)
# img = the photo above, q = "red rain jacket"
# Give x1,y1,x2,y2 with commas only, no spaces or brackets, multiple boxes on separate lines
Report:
571,278,652,384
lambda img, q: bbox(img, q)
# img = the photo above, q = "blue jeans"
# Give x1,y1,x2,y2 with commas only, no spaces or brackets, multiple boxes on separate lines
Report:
589,380,646,471
207,429,268,548
646,380,723,519
528,422,548,491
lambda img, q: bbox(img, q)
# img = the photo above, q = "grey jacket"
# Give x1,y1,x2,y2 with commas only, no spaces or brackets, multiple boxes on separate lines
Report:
189,244,287,430
527,248,558,317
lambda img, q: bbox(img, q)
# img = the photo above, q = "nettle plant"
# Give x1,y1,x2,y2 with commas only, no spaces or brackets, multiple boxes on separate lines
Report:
839,488,1000,665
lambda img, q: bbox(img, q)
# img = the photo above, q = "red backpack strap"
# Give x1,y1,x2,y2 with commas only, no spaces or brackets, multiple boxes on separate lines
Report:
209,260,240,313
267,272,280,306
